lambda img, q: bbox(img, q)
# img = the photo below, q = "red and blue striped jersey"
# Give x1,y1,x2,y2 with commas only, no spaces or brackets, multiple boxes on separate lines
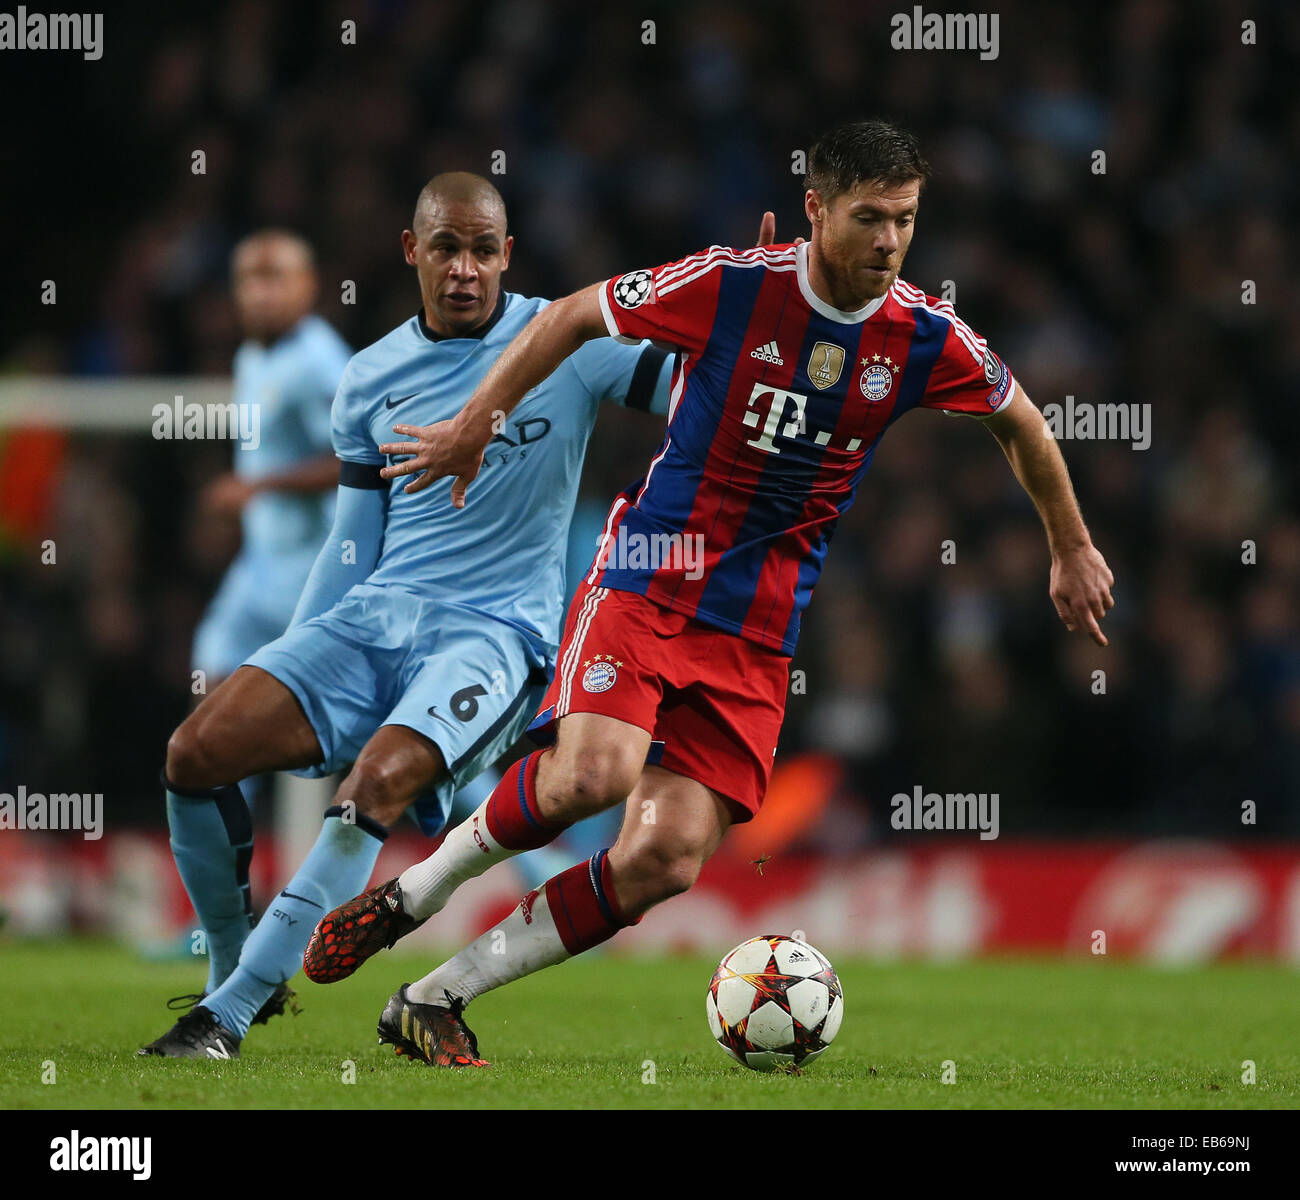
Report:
591,241,1017,655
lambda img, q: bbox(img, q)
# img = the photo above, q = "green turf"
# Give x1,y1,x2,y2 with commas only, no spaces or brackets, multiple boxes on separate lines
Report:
1,939,1296,1109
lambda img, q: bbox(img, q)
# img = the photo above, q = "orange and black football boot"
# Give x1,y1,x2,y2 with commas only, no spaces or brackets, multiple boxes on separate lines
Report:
303,878,426,984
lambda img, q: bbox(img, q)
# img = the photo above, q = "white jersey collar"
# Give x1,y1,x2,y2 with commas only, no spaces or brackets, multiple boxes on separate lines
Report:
796,241,889,324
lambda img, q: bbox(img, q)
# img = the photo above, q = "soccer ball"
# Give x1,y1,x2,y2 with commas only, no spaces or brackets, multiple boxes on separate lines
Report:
706,934,844,1071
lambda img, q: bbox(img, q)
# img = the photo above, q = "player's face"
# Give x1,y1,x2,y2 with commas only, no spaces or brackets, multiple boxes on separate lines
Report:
402,201,513,337
231,240,317,343
807,179,920,304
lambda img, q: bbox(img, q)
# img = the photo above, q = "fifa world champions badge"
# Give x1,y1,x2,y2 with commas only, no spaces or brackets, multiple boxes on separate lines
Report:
807,341,846,389
582,654,619,692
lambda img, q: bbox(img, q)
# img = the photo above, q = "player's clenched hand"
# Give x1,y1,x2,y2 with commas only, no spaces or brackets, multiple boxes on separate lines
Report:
1049,543,1115,646
378,420,484,506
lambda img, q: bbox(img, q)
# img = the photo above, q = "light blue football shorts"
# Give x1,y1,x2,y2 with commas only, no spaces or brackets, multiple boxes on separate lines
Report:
192,548,320,679
245,582,553,835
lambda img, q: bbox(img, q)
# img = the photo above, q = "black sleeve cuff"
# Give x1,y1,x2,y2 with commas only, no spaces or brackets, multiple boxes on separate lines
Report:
625,346,671,412
338,460,388,489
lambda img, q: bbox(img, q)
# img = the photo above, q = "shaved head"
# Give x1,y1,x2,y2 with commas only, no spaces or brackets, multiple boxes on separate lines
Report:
403,172,513,337
231,228,318,343
413,172,507,237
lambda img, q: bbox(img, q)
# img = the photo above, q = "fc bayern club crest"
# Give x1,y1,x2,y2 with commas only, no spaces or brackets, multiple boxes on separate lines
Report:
582,655,619,693
612,270,653,309
859,361,894,402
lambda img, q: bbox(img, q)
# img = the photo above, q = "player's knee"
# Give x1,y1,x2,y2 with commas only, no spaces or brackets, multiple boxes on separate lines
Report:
165,718,225,791
619,839,705,911
340,756,414,827
556,751,639,820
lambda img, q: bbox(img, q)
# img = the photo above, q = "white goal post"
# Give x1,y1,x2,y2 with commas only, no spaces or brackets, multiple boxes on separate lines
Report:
0,374,333,867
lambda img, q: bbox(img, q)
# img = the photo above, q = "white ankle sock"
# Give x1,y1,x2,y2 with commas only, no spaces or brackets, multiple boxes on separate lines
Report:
407,887,568,1006
398,799,513,920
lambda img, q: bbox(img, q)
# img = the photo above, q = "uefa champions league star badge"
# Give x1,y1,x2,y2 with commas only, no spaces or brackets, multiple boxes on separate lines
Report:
582,655,620,693
613,270,653,308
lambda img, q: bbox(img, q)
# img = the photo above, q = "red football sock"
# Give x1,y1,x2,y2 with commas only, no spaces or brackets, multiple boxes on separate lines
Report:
545,848,641,955
484,749,565,850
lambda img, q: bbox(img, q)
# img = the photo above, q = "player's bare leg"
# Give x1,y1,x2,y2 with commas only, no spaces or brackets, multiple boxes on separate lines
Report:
305,712,646,984
377,764,730,1067
604,766,733,919
167,664,324,787
531,712,651,822
145,683,445,1056
302,727,459,981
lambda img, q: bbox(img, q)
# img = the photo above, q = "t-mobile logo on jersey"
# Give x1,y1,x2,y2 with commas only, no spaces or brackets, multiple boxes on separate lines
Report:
743,383,865,456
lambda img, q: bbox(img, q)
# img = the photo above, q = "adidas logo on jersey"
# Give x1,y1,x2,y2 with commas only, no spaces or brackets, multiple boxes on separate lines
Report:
749,340,784,366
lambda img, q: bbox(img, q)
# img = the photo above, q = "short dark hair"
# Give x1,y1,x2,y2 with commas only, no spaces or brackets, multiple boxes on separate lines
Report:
804,120,931,201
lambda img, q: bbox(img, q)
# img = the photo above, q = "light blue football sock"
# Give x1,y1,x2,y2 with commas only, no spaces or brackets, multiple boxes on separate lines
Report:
164,775,254,994
203,806,387,1037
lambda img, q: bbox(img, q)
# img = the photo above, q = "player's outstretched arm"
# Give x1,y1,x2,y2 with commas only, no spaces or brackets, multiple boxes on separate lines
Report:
982,384,1116,646
379,284,608,505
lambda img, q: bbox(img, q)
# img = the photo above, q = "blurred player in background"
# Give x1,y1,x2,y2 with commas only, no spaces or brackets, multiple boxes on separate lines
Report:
311,120,1115,1067
154,230,347,993
191,231,350,696
138,173,677,1059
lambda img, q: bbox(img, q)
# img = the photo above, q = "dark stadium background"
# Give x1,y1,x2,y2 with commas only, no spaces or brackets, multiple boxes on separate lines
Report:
1,0,1297,856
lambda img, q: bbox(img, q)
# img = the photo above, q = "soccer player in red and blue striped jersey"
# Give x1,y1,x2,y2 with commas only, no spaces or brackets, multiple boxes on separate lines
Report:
584,237,1019,654
309,121,1116,1065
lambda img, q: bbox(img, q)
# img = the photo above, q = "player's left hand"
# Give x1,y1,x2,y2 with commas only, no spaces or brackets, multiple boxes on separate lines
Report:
379,420,484,505
1049,543,1115,646
756,211,805,248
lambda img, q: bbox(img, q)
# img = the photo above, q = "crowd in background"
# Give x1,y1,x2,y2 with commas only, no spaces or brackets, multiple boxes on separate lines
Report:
2,0,1297,838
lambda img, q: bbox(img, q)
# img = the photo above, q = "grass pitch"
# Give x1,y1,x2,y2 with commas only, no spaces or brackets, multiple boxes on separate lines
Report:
1,939,1296,1109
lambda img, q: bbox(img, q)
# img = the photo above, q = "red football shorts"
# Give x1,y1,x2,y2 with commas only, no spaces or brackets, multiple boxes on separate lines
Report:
529,583,790,820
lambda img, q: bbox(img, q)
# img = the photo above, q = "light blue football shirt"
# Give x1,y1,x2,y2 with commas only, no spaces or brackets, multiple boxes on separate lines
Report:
233,313,352,556
332,291,673,654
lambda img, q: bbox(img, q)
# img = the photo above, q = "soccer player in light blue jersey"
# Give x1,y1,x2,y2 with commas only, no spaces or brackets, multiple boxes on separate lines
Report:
139,173,675,1058
191,231,350,689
